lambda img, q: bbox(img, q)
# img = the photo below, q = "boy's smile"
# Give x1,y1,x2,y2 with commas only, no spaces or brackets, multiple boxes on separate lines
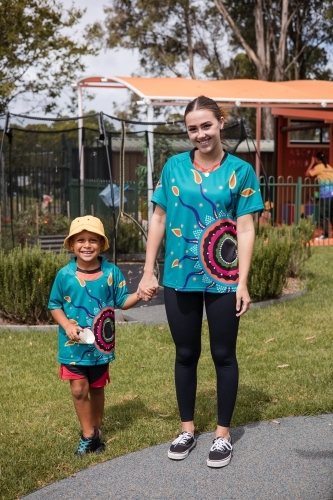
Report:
70,230,104,269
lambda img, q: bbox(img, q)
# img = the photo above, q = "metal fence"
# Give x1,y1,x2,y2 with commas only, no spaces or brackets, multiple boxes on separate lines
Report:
0,121,331,251
259,176,321,225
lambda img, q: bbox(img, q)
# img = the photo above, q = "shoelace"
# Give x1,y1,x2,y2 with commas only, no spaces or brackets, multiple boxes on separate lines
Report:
211,437,232,452
76,435,94,452
172,431,193,446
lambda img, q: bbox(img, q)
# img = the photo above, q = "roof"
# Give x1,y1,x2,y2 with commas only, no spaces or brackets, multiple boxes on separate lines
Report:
75,77,333,108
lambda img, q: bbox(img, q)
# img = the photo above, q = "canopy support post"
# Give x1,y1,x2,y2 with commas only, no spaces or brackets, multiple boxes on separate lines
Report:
255,106,261,177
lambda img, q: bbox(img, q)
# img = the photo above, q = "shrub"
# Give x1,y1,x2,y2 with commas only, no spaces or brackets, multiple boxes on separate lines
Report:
0,246,69,324
248,229,292,301
1,206,70,252
0,222,314,324
249,219,314,302
102,215,144,254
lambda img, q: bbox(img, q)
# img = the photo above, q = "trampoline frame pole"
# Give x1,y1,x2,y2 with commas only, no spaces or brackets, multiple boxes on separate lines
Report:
78,85,85,216
147,102,154,224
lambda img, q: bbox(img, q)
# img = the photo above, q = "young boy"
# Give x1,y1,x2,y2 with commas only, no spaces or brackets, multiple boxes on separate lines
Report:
48,216,154,456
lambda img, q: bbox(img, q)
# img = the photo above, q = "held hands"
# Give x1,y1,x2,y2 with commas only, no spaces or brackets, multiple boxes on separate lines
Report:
137,273,159,301
143,286,157,301
236,284,251,317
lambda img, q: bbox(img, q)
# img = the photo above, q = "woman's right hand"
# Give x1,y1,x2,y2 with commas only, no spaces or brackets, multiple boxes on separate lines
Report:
137,272,159,301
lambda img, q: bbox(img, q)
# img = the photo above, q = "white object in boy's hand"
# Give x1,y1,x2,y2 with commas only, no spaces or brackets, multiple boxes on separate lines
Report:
78,328,95,344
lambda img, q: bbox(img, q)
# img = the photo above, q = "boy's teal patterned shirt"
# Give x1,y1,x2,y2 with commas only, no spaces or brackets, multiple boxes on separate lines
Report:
48,257,129,365
152,151,264,293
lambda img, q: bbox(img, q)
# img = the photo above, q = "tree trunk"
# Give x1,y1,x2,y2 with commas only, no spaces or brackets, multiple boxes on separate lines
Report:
254,0,268,79
262,107,274,139
184,2,196,79
274,0,290,81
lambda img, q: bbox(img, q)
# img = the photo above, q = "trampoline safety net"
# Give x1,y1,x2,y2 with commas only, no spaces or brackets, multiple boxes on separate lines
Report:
0,111,256,254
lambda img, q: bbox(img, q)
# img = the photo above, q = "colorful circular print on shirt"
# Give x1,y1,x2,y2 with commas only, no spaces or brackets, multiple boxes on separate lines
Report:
199,218,238,284
92,307,115,354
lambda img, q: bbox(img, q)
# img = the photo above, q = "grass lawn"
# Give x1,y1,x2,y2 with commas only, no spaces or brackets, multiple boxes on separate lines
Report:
1,246,332,500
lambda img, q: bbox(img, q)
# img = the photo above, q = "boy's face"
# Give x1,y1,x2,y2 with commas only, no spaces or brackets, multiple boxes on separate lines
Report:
70,230,104,269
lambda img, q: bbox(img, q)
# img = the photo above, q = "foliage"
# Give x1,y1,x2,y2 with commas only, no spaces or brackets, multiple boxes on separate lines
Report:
249,228,293,301
4,114,117,152
213,0,333,81
88,0,228,79
0,245,69,324
102,215,144,255
0,0,97,114
90,0,333,83
249,220,314,301
0,246,333,499
89,0,333,137
0,222,314,324
1,206,70,251
116,218,142,254
135,134,178,190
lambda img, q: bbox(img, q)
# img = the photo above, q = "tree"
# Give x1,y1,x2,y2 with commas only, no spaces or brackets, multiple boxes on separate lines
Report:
90,0,333,139
88,0,231,80
213,0,333,136
0,0,97,114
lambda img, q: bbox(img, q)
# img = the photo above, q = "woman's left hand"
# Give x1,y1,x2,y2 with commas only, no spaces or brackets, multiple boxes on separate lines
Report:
235,284,251,317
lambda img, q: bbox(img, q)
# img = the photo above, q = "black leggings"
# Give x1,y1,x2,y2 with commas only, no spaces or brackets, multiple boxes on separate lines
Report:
164,287,240,427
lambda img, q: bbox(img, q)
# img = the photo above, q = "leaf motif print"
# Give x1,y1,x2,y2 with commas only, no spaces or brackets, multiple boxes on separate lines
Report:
241,187,256,197
75,275,86,287
172,228,182,237
172,186,179,196
229,171,236,189
65,340,76,346
191,169,202,184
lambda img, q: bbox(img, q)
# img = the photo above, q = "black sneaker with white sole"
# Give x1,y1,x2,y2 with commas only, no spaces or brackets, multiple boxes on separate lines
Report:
207,435,232,468
168,431,196,460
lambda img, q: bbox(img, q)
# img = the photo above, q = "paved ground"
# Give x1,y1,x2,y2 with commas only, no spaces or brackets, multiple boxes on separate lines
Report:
22,413,333,500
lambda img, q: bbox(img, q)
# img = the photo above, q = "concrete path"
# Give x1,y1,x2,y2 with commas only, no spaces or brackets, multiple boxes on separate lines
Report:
22,413,333,500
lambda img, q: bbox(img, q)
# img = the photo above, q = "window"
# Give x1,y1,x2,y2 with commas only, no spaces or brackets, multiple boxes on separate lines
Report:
289,120,329,144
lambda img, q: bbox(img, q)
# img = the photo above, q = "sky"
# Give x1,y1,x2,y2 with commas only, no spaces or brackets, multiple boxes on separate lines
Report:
70,0,141,115
11,0,141,117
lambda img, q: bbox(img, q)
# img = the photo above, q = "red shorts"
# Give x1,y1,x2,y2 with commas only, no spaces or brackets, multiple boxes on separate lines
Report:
59,363,110,388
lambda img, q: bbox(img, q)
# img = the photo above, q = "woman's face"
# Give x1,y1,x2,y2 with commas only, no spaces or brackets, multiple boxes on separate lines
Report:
185,109,224,156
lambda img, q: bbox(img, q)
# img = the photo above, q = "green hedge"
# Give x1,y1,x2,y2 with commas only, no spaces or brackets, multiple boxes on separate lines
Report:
0,246,69,324
0,220,314,324
248,219,314,302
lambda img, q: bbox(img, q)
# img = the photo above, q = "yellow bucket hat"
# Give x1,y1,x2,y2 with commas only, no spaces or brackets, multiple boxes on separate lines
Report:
64,216,110,251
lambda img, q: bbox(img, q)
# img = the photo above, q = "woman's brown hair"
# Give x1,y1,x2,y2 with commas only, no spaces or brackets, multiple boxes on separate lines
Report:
184,95,229,122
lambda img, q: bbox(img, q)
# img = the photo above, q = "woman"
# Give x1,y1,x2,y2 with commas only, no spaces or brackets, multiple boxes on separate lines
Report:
305,152,333,240
137,96,264,468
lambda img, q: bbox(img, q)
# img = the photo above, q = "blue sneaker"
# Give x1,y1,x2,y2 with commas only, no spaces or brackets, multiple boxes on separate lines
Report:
74,426,105,456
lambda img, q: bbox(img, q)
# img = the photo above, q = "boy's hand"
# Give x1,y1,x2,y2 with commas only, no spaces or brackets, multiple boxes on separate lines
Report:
64,324,82,342
144,286,157,301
